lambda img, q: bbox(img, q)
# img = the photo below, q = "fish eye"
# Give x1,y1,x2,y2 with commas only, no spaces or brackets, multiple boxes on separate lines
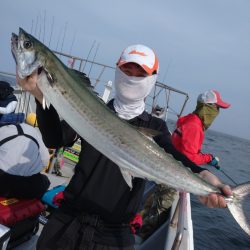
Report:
23,40,32,49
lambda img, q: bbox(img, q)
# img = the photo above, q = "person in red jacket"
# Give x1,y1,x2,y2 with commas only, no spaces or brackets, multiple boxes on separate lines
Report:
171,90,230,166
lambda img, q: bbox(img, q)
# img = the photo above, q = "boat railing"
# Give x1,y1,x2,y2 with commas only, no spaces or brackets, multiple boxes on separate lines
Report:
170,192,186,250
0,224,11,250
0,71,35,121
165,192,194,250
52,50,189,121
0,50,189,122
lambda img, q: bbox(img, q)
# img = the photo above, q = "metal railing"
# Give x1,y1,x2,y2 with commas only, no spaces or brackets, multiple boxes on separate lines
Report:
52,50,189,121
170,192,187,250
0,50,189,122
165,192,193,250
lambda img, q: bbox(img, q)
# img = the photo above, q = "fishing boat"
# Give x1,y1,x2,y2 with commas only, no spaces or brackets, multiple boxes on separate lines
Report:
0,51,193,250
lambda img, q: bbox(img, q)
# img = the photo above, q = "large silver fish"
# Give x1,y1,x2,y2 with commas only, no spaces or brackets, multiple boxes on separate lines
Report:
11,28,250,236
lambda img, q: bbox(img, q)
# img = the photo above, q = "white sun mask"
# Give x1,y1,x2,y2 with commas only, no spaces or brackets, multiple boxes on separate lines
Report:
114,67,157,120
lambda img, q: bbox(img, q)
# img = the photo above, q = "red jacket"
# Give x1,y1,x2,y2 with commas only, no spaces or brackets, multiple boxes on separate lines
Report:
171,113,212,165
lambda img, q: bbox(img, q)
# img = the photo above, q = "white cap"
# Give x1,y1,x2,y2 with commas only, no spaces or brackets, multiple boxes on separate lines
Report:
198,90,231,109
117,44,159,75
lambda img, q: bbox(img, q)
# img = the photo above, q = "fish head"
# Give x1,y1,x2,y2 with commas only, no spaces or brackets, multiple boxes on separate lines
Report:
11,28,45,79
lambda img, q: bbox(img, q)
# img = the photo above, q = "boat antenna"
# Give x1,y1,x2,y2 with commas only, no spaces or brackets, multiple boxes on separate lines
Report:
55,27,63,52
60,21,68,54
34,15,39,37
43,10,46,43
69,31,76,55
162,59,172,83
88,43,100,77
82,40,96,72
31,19,34,34
38,11,42,40
48,16,55,48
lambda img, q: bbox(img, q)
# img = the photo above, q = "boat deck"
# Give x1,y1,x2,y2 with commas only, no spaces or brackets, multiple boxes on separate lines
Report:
1,154,193,250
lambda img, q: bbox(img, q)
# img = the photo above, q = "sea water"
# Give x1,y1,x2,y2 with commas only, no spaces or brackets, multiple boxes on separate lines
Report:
189,130,250,250
190,130,250,250
168,119,250,250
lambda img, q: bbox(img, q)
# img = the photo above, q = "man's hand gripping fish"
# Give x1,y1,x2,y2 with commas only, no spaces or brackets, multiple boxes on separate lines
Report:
11,28,250,236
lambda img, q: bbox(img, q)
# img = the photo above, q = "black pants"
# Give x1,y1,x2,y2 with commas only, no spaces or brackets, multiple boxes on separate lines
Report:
37,210,135,250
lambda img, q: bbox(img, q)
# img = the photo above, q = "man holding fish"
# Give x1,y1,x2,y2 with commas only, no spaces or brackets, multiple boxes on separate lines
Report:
14,32,246,249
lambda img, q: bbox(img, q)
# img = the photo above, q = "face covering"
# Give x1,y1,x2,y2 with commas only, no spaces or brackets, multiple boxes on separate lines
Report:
114,67,157,120
193,102,219,130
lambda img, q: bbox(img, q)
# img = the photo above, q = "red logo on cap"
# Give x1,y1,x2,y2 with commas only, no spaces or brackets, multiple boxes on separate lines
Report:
128,50,147,56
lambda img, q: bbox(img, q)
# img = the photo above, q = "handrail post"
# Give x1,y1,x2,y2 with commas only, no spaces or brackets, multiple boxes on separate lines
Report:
171,192,187,250
170,199,180,227
0,224,11,250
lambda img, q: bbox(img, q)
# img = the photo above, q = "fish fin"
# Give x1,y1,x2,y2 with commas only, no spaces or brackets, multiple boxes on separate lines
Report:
119,169,133,190
67,68,102,97
42,96,51,110
135,127,162,138
43,67,55,86
119,167,146,190
67,68,92,87
42,96,46,110
45,98,51,109
227,181,250,236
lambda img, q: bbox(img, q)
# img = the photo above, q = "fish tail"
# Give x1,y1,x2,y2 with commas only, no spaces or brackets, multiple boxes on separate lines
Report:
227,181,250,236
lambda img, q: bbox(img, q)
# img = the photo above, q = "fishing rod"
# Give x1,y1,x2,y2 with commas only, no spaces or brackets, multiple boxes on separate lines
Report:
60,22,68,55
43,10,46,43
48,16,55,48
214,165,238,186
82,40,96,72
88,42,100,77
210,156,238,185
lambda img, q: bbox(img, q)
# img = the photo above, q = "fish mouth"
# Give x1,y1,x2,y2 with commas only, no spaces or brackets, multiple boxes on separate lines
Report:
11,30,42,77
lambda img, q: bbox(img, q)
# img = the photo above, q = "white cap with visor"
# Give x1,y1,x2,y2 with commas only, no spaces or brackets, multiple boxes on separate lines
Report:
198,90,231,109
114,44,159,120
117,44,159,75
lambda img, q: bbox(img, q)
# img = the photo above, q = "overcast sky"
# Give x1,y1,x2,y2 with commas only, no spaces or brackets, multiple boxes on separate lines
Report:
1,0,250,139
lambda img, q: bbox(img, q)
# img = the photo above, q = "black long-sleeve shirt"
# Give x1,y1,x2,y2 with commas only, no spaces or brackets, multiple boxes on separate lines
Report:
35,99,206,246
36,98,205,219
